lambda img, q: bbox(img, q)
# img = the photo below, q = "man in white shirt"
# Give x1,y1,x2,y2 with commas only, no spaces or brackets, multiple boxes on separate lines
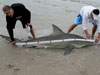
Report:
67,6,100,42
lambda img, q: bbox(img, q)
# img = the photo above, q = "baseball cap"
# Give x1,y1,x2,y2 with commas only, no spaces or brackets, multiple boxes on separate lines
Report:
2,5,11,14
92,9,99,20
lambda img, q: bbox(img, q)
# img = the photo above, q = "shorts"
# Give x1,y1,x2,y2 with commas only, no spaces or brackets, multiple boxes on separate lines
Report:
92,20,98,26
20,9,31,28
74,14,98,26
74,14,82,25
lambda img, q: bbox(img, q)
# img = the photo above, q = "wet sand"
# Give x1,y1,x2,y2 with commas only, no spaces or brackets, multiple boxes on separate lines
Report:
0,0,100,75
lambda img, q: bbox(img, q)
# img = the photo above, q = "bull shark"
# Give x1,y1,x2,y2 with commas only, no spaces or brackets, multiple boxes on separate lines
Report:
0,24,95,55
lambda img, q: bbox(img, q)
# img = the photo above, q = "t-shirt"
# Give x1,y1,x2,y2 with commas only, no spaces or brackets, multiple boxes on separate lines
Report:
79,6,100,33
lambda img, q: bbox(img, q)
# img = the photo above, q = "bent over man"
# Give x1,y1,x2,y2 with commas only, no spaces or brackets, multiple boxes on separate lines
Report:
67,6,100,42
2,3,36,45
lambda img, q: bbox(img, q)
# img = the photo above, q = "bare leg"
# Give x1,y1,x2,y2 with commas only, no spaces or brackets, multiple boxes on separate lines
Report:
30,27,36,39
67,24,77,33
92,25,97,39
26,23,36,39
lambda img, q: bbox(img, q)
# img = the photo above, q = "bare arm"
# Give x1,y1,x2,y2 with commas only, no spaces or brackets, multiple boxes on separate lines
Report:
7,28,14,41
84,29,91,39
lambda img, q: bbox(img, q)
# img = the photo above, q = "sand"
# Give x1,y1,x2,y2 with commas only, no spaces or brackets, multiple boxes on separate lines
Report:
0,0,100,75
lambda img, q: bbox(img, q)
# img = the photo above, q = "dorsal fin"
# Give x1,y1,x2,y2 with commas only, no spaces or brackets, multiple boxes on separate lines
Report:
51,24,65,35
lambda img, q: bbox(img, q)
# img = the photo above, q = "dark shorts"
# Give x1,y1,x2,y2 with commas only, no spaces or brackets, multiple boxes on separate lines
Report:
20,9,31,28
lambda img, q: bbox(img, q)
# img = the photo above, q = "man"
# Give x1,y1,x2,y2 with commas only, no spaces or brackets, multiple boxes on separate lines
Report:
2,3,36,45
67,6,100,42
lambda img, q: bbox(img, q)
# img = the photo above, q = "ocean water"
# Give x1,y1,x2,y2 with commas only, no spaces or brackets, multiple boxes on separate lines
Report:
69,0,100,5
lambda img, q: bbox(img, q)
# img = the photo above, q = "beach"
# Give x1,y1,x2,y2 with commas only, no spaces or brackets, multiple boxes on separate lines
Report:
0,0,100,75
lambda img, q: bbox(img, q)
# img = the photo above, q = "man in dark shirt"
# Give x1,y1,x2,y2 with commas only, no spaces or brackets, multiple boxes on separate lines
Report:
2,3,36,45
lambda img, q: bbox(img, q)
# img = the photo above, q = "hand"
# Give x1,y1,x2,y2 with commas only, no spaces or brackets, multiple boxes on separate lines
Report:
95,38,100,43
11,41,16,45
26,23,31,26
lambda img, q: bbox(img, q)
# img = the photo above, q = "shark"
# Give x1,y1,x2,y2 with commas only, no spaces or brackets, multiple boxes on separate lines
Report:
0,24,95,55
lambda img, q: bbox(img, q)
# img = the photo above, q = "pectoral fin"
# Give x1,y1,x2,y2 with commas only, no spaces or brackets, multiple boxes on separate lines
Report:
63,45,75,56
